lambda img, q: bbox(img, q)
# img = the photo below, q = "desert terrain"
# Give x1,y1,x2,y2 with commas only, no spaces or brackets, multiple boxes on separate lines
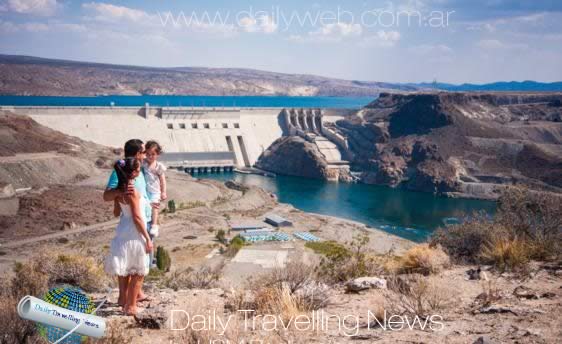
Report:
0,113,560,344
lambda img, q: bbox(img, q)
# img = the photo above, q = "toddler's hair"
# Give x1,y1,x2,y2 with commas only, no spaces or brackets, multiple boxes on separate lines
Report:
114,158,141,191
145,140,163,154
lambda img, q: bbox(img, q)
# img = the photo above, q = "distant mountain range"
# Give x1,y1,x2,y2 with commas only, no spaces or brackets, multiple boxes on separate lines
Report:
0,54,561,96
410,81,562,92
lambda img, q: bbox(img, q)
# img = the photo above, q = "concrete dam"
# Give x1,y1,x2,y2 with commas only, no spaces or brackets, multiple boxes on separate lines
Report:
2,105,353,172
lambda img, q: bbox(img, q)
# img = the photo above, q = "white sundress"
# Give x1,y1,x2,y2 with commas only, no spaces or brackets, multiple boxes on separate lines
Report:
105,199,150,276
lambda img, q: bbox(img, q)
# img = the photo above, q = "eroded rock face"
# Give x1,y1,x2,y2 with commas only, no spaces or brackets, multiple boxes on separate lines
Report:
254,92,562,198
256,136,328,179
255,136,351,182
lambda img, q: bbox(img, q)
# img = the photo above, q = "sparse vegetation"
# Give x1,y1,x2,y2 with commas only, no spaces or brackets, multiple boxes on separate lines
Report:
156,246,172,272
386,244,450,275
389,275,453,317
479,236,530,272
309,234,379,283
165,264,223,290
11,252,108,294
167,200,176,213
0,252,109,344
215,229,227,244
432,187,562,271
225,235,245,257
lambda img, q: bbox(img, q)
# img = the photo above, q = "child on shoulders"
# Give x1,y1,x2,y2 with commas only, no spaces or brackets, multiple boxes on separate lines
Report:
143,140,167,237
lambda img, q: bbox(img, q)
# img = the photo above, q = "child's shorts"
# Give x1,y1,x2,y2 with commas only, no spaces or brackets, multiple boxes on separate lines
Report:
147,191,161,204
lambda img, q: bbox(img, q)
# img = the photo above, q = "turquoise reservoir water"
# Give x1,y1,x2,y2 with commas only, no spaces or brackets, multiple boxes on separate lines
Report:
0,95,372,108
198,172,496,242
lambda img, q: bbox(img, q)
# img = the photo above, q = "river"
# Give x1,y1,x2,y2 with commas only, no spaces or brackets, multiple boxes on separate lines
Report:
198,172,496,242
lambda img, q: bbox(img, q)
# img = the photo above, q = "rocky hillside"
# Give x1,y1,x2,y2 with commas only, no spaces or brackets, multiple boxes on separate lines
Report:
0,112,118,188
0,55,417,96
258,92,562,199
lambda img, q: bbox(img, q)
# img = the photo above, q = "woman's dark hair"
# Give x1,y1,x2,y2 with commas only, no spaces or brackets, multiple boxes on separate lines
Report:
124,139,144,158
114,158,141,191
145,140,163,154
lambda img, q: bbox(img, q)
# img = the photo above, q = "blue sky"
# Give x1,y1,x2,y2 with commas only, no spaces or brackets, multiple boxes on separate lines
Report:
1,0,561,83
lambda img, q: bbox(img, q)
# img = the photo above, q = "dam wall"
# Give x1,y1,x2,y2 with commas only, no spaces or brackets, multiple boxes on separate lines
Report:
2,105,350,167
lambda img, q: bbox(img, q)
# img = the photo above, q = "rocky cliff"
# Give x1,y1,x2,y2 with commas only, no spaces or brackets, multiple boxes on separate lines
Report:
255,136,351,182
258,92,562,199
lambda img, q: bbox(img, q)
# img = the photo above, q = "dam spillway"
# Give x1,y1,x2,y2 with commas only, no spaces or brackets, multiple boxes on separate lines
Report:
1,105,353,169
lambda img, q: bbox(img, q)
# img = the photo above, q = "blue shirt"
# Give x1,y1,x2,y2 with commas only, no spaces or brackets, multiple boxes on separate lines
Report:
106,169,152,223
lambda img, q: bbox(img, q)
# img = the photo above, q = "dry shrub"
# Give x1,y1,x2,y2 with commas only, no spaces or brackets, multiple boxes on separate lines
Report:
479,236,530,272
247,261,330,311
0,252,108,343
473,280,502,307
495,187,562,260
389,276,453,317
0,272,46,344
430,213,504,263
311,233,381,284
10,252,108,299
83,320,131,344
165,264,223,291
388,244,450,275
0,292,47,344
172,296,244,344
253,286,301,321
366,293,388,327
249,261,315,293
432,188,562,266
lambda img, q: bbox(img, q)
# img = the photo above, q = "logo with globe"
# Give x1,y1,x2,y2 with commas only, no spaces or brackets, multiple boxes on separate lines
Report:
36,286,96,344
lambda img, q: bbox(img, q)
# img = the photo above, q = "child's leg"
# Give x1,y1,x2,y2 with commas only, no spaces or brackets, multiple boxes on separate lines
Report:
152,206,159,226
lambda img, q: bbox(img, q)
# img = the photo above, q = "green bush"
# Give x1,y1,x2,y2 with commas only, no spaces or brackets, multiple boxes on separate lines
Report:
156,246,172,272
167,200,176,213
225,235,245,257
215,229,226,244
307,234,376,283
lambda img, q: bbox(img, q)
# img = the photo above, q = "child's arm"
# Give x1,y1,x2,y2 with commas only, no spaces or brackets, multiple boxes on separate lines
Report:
113,199,121,217
159,172,167,200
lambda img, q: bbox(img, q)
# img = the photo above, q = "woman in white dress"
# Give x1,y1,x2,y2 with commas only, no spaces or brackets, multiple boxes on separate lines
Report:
105,158,153,316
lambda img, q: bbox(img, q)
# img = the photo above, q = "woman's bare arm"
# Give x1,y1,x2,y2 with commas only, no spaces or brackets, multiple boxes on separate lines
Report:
113,199,121,217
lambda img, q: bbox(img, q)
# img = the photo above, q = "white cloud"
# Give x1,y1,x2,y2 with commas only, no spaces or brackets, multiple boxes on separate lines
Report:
82,2,151,23
476,39,528,50
0,19,86,34
239,15,278,34
359,30,401,47
0,0,58,16
290,22,362,43
0,19,18,33
409,43,452,55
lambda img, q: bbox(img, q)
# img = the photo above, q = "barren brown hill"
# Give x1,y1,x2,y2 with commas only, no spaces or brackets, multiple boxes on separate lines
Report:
0,112,118,188
0,54,417,96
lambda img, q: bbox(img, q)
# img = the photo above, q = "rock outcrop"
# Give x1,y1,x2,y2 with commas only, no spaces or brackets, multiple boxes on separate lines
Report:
255,136,351,182
348,92,562,198
259,92,562,199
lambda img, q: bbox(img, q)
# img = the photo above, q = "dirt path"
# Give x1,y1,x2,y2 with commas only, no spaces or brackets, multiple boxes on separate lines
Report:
0,218,189,249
